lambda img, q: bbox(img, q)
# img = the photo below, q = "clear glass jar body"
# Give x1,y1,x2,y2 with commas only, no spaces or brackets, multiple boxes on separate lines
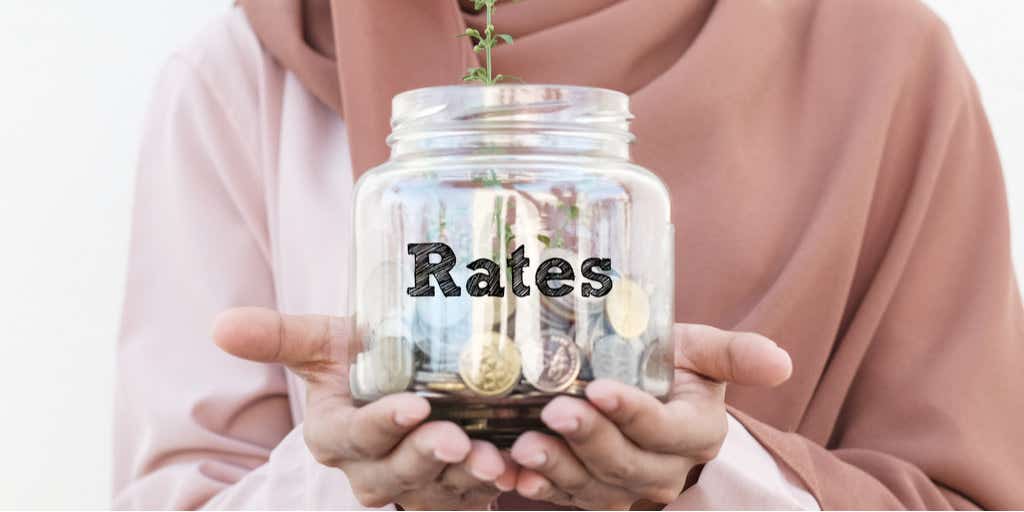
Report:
350,85,673,446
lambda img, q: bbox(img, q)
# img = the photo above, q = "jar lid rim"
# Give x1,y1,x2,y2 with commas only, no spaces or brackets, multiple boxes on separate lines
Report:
393,83,628,100
391,84,632,131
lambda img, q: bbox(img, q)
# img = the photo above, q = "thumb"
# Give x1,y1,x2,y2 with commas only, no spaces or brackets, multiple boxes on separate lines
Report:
211,307,353,372
673,323,793,387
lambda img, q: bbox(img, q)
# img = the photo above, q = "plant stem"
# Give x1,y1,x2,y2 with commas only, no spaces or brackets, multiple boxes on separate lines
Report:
485,4,493,84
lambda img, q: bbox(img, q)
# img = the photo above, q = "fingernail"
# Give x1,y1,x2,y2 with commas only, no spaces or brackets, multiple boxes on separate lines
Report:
495,478,514,492
550,417,579,434
591,394,618,412
524,480,547,497
470,465,501,482
433,446,464,463
522,452,547,468
394,411,422,427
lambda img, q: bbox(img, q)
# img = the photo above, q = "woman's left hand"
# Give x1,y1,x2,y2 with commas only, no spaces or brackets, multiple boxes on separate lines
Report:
509,323,793,509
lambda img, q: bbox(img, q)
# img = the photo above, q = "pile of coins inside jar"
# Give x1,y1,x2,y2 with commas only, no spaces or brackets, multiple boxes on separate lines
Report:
349,246,672,411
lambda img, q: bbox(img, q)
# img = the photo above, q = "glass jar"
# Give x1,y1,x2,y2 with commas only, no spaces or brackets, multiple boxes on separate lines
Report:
350,85,673,446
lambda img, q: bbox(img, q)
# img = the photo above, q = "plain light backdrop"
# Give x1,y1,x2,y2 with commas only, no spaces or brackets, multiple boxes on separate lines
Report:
0,1,1020,509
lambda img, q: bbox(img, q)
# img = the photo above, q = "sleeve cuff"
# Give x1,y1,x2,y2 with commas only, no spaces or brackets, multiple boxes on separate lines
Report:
664,412,820,510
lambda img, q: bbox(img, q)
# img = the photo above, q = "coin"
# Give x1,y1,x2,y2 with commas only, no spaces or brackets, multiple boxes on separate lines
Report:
458,332,522,397
604,277,650,339
413,287,472,371
348,357,364,398
573,304,609,372
413,316,469,373
349,352,378,400
413,370,468,393
422,380,469,393
590,333,642,385
521,331,582,393
562,379,588,396
415,370,461,383
368,334,414,395
639,338,672,397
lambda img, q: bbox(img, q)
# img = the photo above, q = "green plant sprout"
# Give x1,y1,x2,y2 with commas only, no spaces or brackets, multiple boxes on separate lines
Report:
537,202,579,248
472,169,502,187
459,0,517,85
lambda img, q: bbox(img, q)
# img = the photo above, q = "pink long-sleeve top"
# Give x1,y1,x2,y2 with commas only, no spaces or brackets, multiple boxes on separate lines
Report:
113,8,818,509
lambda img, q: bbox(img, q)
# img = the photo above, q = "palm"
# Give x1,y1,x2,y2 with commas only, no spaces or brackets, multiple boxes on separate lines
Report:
507,323,792,508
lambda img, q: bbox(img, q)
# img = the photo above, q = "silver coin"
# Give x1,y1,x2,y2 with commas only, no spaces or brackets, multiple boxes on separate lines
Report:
413,319,468,373
639,338,672,396
413,289,472,370
348,359,363,398
521,331,582,393
368,335,414,395
349,352,378,400
590,333,642,386
539,305,573,333
573,308,609,370
415,370,461,384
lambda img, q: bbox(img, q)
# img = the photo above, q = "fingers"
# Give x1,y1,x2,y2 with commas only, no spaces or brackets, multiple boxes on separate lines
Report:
322,393,430,461
674,323,792,386
303,393,424,468
346,421,472,505
389,421,472,479
537,397,688,503
494,451,519,493
398,440,513,509
511,431,634,509
515,470,574,506
212,307,353,373
585,379,726,460
438,440,508,494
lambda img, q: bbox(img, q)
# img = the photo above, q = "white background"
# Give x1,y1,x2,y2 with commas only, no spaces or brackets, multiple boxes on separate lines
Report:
0,1,1020,509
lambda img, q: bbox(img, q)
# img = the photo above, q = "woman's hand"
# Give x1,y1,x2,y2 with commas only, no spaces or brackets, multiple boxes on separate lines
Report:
211,307,518,510
508,323,793,509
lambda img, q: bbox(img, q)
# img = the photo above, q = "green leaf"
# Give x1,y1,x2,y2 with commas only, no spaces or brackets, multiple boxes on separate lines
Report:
537,234,551,247
497,34,513,44
568,205,579,219
463,67,488,83
458,28,482,41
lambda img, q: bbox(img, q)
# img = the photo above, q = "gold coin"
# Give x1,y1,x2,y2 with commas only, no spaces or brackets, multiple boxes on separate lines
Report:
458,332,521,397
423,378,468,393
424,380,469,393
604,277,650,339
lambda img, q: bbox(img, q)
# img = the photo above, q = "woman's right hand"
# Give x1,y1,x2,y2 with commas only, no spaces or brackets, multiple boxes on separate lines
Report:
212,307,518,509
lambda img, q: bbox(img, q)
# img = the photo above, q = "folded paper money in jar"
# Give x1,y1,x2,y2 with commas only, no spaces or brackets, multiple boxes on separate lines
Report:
349,83,674,446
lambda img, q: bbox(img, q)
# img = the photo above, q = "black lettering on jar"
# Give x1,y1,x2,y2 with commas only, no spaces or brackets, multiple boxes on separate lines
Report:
407,243,461,297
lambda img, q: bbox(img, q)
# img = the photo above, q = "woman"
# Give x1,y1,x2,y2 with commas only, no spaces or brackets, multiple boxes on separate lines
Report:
114,0,1023,509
